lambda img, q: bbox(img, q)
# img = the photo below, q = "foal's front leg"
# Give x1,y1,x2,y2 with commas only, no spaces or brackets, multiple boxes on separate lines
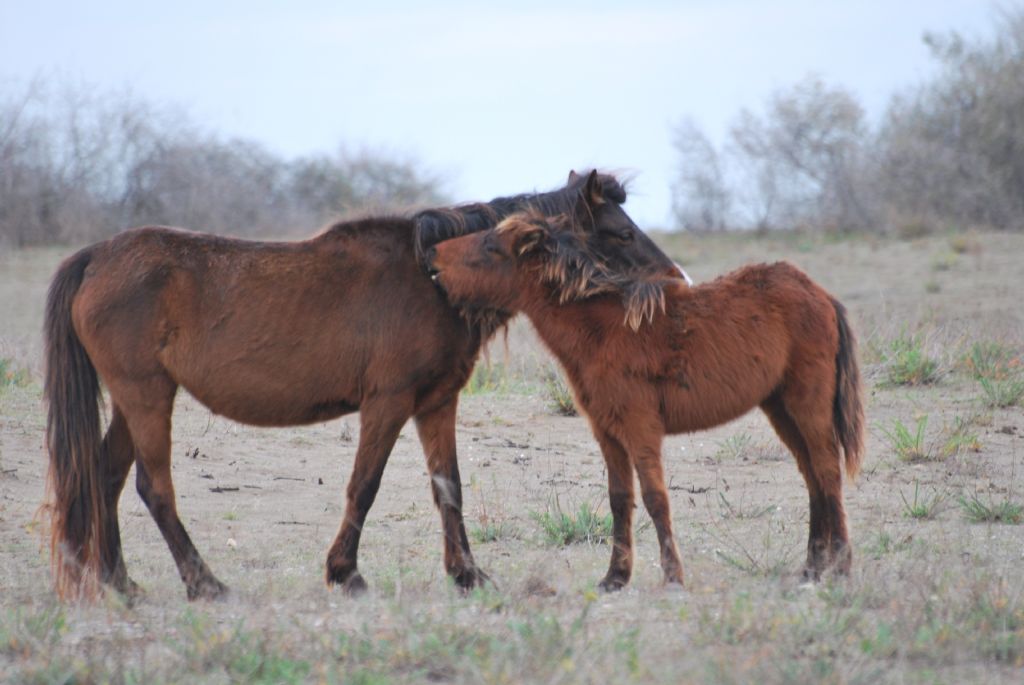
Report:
595,431,635,591
625,435,684,586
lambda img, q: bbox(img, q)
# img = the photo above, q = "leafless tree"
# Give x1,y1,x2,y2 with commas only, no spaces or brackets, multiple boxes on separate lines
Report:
670,118,730,231
727,76,875,231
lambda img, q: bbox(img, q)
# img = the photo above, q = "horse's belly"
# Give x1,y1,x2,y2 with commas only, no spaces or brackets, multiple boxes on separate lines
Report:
178,377,361,427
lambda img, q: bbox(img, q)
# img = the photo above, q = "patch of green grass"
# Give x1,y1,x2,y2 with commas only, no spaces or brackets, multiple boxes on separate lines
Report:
713,432,753,462
708,517,797,577
864,531,913,559
717,492,776,520
930,251,958,271
0,605,66,658
543,368,577,416
174,611,311,684
962,341,1021,381
882,333,940,386
948,233,981,255
0,358,31,390
532,501,612,546
958,493,1023,524
462,359,539,396
900,482,947,520
462,361,511,395
979,376,1024,409
470,520,516,544
881,416,933,462
941,415,983,456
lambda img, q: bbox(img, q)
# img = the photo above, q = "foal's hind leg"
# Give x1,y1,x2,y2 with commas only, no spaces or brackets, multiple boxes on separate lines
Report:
117,382,228,601
415,398,489,591
326,395,412,595
595,431,635,591
98,405,142,599
761,393,850,579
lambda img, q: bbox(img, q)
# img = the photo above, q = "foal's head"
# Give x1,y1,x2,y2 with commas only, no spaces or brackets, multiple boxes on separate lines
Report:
429,206,673,330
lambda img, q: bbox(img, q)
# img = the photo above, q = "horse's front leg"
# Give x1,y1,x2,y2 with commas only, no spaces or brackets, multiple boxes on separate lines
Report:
595,430,635,592
415,397,489,591
326,395,412,595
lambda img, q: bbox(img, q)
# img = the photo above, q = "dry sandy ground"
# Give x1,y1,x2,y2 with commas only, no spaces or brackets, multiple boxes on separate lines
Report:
1,230,1022,684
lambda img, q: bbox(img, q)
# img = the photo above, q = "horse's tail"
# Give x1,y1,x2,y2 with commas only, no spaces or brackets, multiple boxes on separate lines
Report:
43,246,106,599
831,297,865,480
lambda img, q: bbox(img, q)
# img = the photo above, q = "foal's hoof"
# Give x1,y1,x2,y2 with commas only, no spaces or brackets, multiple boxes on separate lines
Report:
187,576,230,602
337,571,369,597
800,566,822,584
598,575,629,593
453,566,492,592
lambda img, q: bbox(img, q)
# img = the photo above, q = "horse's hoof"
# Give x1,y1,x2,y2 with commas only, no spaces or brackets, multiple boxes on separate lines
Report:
598,575,628,593
187,577,230,602
114,578,145,606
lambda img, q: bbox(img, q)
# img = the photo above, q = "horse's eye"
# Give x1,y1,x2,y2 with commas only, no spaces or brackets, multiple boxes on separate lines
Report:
601,229,634,244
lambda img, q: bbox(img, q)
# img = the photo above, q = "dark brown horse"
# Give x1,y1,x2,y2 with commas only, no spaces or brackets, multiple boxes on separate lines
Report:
428,212,865,589
44,170,681,600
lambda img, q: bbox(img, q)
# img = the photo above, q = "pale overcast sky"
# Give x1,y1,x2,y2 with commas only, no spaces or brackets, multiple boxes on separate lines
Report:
0,1,1000,227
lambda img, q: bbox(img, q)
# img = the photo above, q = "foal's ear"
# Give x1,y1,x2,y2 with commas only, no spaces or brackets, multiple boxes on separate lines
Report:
512,220,551,256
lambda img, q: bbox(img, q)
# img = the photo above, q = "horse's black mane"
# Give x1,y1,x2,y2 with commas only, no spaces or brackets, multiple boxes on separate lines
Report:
411,171,627,268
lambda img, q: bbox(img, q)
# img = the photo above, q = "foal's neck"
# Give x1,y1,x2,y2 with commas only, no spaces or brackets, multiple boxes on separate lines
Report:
522,292,625,368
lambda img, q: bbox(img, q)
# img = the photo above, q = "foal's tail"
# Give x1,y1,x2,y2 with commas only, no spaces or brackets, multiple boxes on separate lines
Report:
831,297,865,480
43,247,106,599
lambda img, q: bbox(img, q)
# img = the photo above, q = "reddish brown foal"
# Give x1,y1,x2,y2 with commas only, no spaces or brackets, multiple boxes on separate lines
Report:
429,212,864,589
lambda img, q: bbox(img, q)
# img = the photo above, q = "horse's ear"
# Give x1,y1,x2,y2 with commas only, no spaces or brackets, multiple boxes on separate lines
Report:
584,170,606,206
567,169,581,184
572,170,606,231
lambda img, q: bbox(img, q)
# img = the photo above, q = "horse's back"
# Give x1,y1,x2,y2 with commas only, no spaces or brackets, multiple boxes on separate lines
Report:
68,224,472,426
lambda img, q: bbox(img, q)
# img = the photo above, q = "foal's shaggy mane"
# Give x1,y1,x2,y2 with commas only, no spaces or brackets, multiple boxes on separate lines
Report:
498,212,668,331
411,171,627,269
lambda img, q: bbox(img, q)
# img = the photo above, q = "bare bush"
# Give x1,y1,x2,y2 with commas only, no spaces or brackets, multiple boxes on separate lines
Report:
671,76,877,232
0,78,446,246
671,118,730,231
671,9,1024,234
877,12,1024,232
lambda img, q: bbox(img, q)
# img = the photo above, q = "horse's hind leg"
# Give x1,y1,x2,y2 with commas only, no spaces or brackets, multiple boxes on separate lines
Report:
761,393,849,579
326,395,412,595
117,382,228,601
98,405,141,598
415,397,488,591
